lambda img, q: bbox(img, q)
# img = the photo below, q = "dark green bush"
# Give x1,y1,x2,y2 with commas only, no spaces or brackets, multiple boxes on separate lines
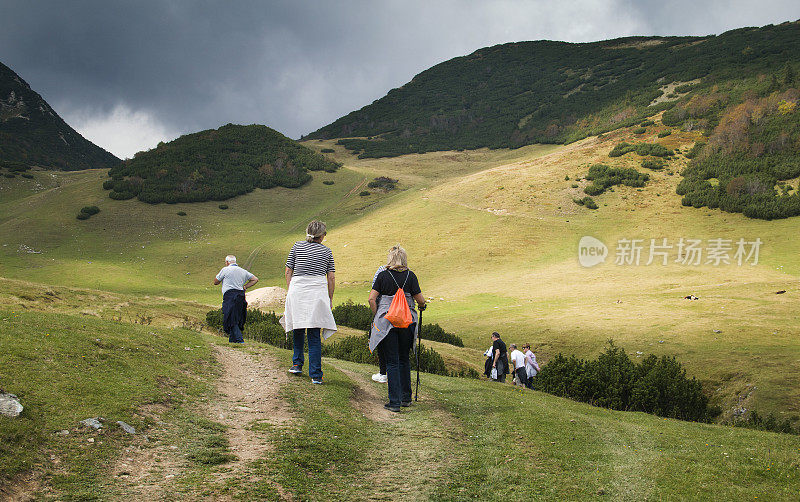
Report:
367,176,398,190
729,410,798,435
177,211,187,216
609,142,672,158
640,120,655,127
332,300,373,331
633,127,647,134
321,148,335,153
657,129,672,138
322,180,335,185
583,164,649,196
420,323,464,347
533,341,715,422
582,197,599,209
80,206,100,216
641,158,666,170
359,191,370,196
684,142,706,159
3,173,15,178
20,173,34,179
218,204,228,210
76,212,90,220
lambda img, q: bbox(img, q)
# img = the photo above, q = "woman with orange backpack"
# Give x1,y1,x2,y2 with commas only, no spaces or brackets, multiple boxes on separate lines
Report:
368,245,427,412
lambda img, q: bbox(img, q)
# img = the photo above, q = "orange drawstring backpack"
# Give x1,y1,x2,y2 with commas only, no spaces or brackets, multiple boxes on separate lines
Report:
384,270,413,328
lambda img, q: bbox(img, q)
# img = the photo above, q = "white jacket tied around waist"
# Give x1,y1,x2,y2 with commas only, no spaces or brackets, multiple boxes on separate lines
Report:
280,275,337,339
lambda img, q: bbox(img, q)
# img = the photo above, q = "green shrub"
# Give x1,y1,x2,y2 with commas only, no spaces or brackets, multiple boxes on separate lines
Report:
684,142,706,159
633,127,647,135
80,206,100,216
564,175,570,181
321,148,335,153
640,120,655,127
729,410,798,435
322,180,335,185
571,183,579,188
641,158,666,170
420,323,464,347
332,300,373,331
583,164,649,196
359,191,370,196
218,204,228,210
76,212,90,220
674,83,697,93
3,173,16,178
177,211,187,216
609,142,672,158
582,197,598,209
367,176,398,190
20,173,34,179
532,341,714,422
657,129,672,138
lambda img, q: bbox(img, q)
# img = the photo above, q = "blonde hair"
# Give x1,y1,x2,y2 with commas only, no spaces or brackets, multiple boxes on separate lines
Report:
386,245,408,271
305,220,327,243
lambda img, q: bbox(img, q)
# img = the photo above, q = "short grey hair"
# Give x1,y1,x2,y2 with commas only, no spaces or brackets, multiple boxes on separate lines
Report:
225,255,236,263
306,220,327,243
509,343,517,350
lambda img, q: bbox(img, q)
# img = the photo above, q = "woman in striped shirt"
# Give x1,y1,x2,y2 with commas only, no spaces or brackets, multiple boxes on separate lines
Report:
280,220,337,384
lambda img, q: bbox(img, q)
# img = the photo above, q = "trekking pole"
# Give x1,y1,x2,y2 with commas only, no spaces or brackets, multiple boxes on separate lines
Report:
415,304,424,401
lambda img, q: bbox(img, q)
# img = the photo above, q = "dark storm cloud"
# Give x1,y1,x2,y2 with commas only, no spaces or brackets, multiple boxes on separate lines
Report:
1,1,798,157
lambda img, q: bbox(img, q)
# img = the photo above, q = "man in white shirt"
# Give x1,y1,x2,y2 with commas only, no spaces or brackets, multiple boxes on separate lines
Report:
509,344,527,387
213,255,258,343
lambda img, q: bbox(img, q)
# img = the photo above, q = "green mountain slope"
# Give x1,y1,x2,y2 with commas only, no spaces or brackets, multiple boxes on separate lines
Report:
0,61,120,171
104,123,341,203
307,21,800,159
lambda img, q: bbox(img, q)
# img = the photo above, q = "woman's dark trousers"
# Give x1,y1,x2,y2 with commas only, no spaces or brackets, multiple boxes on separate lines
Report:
380,326,413,406
377,343,387,375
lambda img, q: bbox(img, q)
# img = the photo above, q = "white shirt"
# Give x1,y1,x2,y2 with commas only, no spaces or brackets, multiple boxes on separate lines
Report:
510,349,526,370
216,264,254,295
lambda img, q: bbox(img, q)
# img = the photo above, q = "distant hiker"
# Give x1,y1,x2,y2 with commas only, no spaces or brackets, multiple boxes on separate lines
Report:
509,344,527,387
280,220,337,385
490,332,509,382
213,255,258,343
368,245,427,412
523,343,540,389
370,265,388,384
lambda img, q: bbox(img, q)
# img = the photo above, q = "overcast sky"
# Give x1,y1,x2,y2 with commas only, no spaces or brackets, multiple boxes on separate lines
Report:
2,1,798,158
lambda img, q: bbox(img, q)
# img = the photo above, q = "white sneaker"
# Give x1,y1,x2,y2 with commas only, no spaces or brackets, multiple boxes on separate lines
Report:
372,373,388,383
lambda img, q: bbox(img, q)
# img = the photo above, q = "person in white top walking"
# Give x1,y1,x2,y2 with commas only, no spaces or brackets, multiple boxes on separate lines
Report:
523,343,541,389
280,220,337,385
509,344,527,387
213,255,258,343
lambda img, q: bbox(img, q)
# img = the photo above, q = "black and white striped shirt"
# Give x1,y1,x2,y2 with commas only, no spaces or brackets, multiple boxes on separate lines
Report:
286,241,335,276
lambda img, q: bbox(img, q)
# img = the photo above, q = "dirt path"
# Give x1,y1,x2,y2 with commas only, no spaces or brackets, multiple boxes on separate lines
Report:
107,344,293,500
209,345,293,463
326,359,467,501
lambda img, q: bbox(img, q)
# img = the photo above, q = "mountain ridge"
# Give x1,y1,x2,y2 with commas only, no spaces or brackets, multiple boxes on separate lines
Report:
0,61,120,171
307,21,800,158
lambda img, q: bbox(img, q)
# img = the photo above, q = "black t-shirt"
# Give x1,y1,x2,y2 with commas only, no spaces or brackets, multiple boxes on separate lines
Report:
372,269,421,297
492,339,507,358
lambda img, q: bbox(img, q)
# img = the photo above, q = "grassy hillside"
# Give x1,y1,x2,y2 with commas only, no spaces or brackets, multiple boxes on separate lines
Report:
0,61,120,171
1,295,798,499
307,21,800,158
1,120,799,424
105,123,341,203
